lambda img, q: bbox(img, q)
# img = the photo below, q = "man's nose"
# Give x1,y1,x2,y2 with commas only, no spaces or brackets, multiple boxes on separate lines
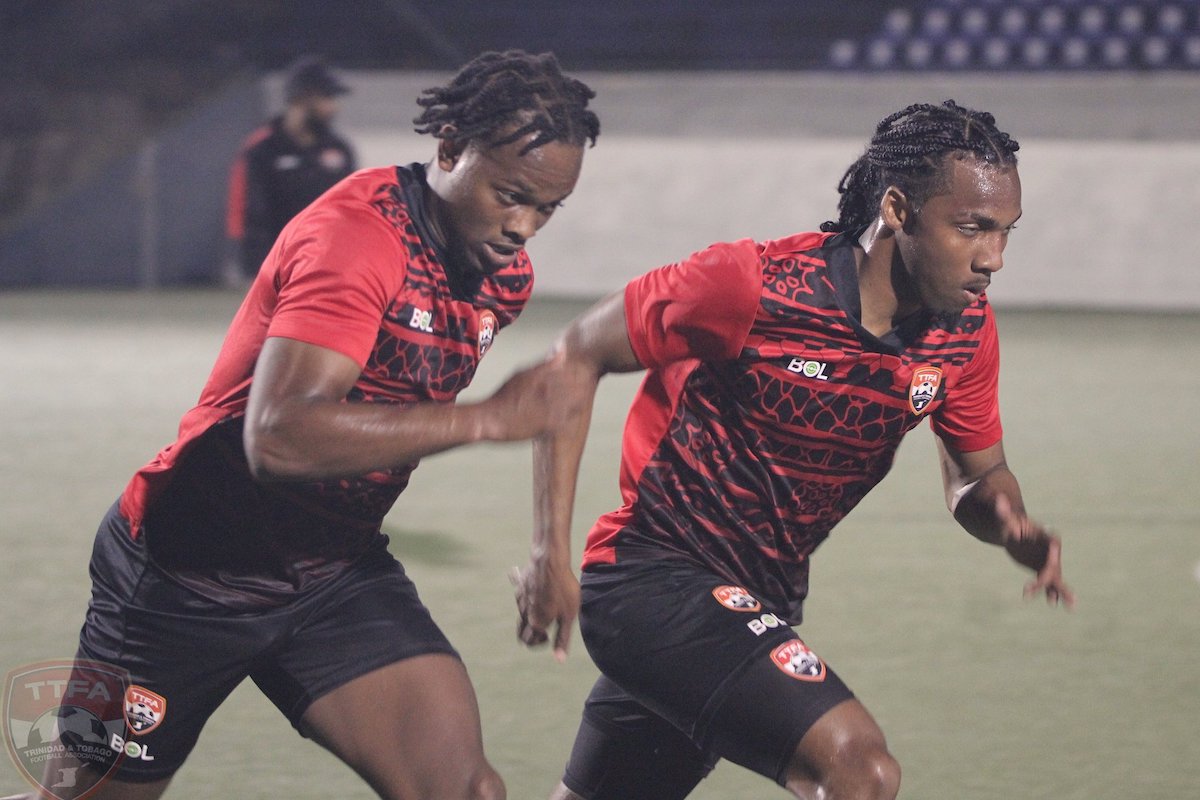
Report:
976,232,1007,273
503,207,539,244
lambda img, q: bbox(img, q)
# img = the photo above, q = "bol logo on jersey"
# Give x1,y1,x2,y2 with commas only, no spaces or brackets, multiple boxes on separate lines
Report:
477,310,497,358
908,366,943,415
786,358,831,381
770,639,827,682
712,585,762,612
408,305,435,333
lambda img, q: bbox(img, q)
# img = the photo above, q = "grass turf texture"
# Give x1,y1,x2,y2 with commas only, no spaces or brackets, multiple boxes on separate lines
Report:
1,289,1197,798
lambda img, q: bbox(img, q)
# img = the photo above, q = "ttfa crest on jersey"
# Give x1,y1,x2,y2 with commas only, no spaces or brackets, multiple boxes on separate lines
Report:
477,310,497,358
712,585,762,612
123,686,166,735
908,366,943,415
770,639,827,682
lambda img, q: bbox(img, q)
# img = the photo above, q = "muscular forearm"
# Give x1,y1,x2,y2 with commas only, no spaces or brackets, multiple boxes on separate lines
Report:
245,395,493,482
514,356,603,659
245,332,586,483
952,466,1050,573
951,463,1022,545
940,438,1072,606
531,389,595,567
530,293,637,566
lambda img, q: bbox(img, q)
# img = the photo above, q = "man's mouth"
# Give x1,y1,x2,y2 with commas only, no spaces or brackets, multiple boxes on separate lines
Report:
487,242,520,259
964,281,990,301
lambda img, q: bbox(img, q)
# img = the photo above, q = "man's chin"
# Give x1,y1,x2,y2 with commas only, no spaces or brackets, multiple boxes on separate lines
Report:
465,258,499,277
445,249,495,283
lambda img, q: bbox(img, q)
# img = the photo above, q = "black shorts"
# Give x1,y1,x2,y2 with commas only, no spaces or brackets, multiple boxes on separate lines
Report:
563,559,854,798
76,502,458,781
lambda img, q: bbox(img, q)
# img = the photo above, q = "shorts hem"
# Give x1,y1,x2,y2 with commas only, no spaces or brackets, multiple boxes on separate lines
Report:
693,631,790,745
560,772,590,800
109,762,182,783
771,694,856,786
285,642,461,730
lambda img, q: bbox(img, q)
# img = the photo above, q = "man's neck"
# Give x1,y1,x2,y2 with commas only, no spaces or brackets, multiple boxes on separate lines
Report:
855,222,918,337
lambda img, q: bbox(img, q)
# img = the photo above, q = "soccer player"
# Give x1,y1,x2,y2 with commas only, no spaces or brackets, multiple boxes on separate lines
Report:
226,56,357,280
33,50,599,800
511,100,1074,800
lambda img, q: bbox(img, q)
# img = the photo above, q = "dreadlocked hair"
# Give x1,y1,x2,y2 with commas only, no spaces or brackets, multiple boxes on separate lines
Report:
413,50,600,154
820,100,1019,233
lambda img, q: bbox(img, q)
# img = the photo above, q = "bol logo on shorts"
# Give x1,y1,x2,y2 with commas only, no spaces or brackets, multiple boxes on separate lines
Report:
712,585,762,612
770,639,827,682
2,659,129,800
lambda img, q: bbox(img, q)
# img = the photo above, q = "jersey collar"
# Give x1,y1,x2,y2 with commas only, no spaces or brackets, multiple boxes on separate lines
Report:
824,227,943,353
396,162,484,301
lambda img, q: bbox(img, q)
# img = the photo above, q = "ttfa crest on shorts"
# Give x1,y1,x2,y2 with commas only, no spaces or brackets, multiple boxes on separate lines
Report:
3,659,129,800
123,686,166,735
712,585,762,612
770,639,827,682
908,366,943,415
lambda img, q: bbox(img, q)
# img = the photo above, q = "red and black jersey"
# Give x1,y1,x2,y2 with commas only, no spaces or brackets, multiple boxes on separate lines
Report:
123,163,532,605
584,231,1002,621
227,116,357,276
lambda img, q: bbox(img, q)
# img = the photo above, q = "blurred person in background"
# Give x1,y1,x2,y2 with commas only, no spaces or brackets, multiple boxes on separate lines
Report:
511,100,1073,800
226,55,357,281
19,50,598,800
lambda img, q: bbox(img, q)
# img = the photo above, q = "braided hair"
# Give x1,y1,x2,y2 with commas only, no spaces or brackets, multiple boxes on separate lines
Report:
414,50,600,155
821,100,1019,233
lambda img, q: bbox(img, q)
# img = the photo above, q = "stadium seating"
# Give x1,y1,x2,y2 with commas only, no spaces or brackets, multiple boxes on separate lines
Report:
827,1,1200,71
3,0,1196,285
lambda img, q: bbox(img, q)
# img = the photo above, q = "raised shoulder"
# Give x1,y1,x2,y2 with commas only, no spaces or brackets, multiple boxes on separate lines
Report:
759,230,837,260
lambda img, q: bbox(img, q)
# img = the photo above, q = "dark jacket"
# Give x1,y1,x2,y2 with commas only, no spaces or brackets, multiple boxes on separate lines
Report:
227,116,356,276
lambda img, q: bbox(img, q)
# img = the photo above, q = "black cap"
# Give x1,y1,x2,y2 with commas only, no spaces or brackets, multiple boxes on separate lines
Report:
285,57,351,101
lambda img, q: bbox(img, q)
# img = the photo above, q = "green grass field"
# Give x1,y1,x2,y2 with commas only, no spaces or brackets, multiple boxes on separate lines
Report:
2,289,1197,799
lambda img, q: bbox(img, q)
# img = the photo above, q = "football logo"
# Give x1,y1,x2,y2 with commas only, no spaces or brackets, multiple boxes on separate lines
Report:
477,310,497,358
3,659,129,799
123,686,166,735
712,585,762,612
908,366,943,415
770,639,827,682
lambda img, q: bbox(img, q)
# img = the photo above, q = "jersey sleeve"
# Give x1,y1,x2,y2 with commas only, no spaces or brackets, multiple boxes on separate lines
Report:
624,239,763,368
930,306,1003,452
266,202,403,368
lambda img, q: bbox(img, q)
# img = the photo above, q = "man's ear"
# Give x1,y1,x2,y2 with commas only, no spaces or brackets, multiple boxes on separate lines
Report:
880,185,913,233
435,126,465,172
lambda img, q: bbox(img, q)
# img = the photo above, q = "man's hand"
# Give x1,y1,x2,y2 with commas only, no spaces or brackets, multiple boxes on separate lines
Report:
480,352,593,442
510,556,580,663
995,495,1076,609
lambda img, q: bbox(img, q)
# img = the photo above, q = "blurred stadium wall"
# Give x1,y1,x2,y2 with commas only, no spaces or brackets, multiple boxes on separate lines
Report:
2,0,1198,310
334,71,1200,311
